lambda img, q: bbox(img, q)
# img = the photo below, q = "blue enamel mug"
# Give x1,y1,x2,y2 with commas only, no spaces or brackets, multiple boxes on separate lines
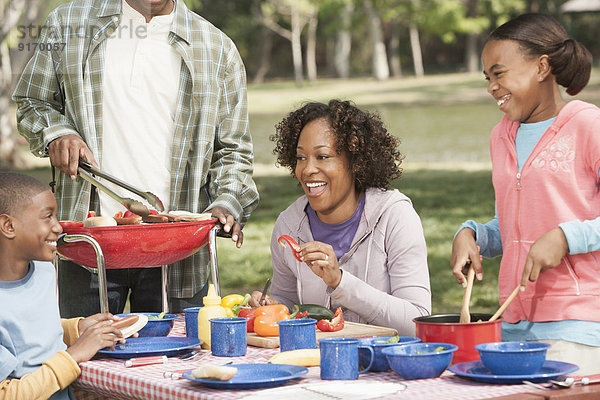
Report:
278,318,317,352
319,337,374,380
210,317,247,357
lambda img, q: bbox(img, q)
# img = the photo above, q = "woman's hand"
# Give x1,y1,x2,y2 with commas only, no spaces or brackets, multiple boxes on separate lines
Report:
300,241,341,289
520,228,569,286
249,291,278,308
451,228,483,287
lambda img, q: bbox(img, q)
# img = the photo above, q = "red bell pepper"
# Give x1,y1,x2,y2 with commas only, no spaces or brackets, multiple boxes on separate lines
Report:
289,305,308,319
238,307,256,333
123,210,140,218
278,235,302,262
316,307,344,332
59,221,84,228
87,211,96,218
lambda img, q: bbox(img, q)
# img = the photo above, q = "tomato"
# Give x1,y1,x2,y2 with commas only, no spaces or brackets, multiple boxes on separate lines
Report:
123,210,140,218
59,221,84,228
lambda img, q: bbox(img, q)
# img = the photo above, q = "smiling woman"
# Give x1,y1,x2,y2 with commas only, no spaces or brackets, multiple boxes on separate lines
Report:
253,100,432,336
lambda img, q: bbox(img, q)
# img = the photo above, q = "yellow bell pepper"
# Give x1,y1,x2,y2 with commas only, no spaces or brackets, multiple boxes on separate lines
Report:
221,294,245,317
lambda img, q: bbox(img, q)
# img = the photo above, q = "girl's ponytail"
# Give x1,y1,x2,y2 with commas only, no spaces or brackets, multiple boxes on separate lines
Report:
549,38,592,95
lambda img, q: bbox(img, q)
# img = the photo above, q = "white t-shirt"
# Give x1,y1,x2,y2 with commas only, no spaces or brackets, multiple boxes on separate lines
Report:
99,0,181,216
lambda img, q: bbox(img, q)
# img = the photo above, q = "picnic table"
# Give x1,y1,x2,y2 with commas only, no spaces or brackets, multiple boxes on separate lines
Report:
72,315,597,400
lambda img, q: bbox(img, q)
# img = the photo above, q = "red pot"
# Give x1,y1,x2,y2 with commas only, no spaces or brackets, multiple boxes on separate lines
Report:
414,313,502,365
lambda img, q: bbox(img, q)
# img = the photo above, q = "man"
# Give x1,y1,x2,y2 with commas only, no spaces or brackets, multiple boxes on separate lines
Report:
13,0,259,316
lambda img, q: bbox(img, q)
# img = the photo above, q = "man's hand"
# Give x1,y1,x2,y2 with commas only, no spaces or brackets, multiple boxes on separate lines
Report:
521,228,569,286
207,206,243,248
48,134,97,179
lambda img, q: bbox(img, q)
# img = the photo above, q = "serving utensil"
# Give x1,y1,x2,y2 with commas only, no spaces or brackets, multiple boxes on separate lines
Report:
489,284,522,321
78,159,165,213
459,262,476,323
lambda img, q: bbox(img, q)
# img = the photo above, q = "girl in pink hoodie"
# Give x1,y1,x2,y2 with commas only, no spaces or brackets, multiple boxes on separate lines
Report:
451,13,600,374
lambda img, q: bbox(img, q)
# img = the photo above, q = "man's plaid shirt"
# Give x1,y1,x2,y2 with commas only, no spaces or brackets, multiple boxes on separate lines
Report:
13,0,259,298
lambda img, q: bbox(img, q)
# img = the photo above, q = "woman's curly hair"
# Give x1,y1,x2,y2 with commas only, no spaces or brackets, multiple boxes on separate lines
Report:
271,100,403,192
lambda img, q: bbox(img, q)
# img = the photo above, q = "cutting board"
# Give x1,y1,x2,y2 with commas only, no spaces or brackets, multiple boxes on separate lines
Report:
247,321,398,348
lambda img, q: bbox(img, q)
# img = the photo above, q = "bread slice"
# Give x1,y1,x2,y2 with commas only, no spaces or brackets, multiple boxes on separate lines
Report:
191,365,238,381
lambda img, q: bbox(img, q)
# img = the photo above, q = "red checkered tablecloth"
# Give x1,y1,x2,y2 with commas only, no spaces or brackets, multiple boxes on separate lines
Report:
72,315,547,400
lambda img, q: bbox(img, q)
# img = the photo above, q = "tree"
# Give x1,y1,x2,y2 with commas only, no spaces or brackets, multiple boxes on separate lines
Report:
363,0,390,80
0,0,44,169
258,0,319,85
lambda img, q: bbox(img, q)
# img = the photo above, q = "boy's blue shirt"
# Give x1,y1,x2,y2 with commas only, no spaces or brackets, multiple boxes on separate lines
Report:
0,261,71,399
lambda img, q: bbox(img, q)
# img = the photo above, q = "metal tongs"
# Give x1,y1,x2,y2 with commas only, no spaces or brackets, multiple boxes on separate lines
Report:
78,160,165,216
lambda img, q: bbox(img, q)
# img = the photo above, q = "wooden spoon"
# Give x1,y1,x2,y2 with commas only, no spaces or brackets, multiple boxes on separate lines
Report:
459,262,476,323
489,285,522,321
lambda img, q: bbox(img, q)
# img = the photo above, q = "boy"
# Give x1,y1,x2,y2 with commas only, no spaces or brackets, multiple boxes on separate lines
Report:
0,172,123,400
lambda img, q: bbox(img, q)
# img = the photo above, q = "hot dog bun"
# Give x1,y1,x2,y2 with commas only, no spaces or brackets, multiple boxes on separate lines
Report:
83,216,117,227
191,365,238,381
117,314,148,339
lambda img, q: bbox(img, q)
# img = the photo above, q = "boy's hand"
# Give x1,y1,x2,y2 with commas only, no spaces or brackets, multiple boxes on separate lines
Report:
451,228,483,287
520,228,569,286
78,313,116,334
67,320,123,363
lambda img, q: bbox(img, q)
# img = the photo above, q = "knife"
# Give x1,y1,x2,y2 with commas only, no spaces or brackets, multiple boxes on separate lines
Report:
259,278,271,306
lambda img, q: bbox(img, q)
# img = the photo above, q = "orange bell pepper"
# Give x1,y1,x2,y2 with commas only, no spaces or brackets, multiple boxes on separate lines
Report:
253,304,289,336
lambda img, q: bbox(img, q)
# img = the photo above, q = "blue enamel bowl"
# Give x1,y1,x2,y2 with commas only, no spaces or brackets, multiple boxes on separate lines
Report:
117,313,177,337
358,336,421,372
382,342,458,380
475,341,550,375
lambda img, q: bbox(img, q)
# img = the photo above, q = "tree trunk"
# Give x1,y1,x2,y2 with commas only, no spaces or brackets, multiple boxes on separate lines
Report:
305,9,318,83
409,22,424,77
252,28,273,84
465,33,479,73
464,0,479,73
290,6,304,86
333,2,353,79
363,0,389,81
388,18,402,78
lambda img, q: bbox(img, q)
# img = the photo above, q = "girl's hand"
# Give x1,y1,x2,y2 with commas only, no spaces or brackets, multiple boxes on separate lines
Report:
451,228,483,287
78,313,116,335
521,228,569,286
300,241,341,289
67,320,123,363
249,291,278,307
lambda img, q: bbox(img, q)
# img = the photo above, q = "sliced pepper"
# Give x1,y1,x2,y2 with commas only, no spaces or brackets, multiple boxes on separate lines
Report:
238,307,256,333
231,294,251,317
316,307,344,332
221,294,245,317
253,304,289,337
289,305,308,319
278,235,302,262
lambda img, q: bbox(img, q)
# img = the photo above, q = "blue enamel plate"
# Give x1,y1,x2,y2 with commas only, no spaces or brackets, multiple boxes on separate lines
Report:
449,360,579,384
97,337,201,359
182,363,309,389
